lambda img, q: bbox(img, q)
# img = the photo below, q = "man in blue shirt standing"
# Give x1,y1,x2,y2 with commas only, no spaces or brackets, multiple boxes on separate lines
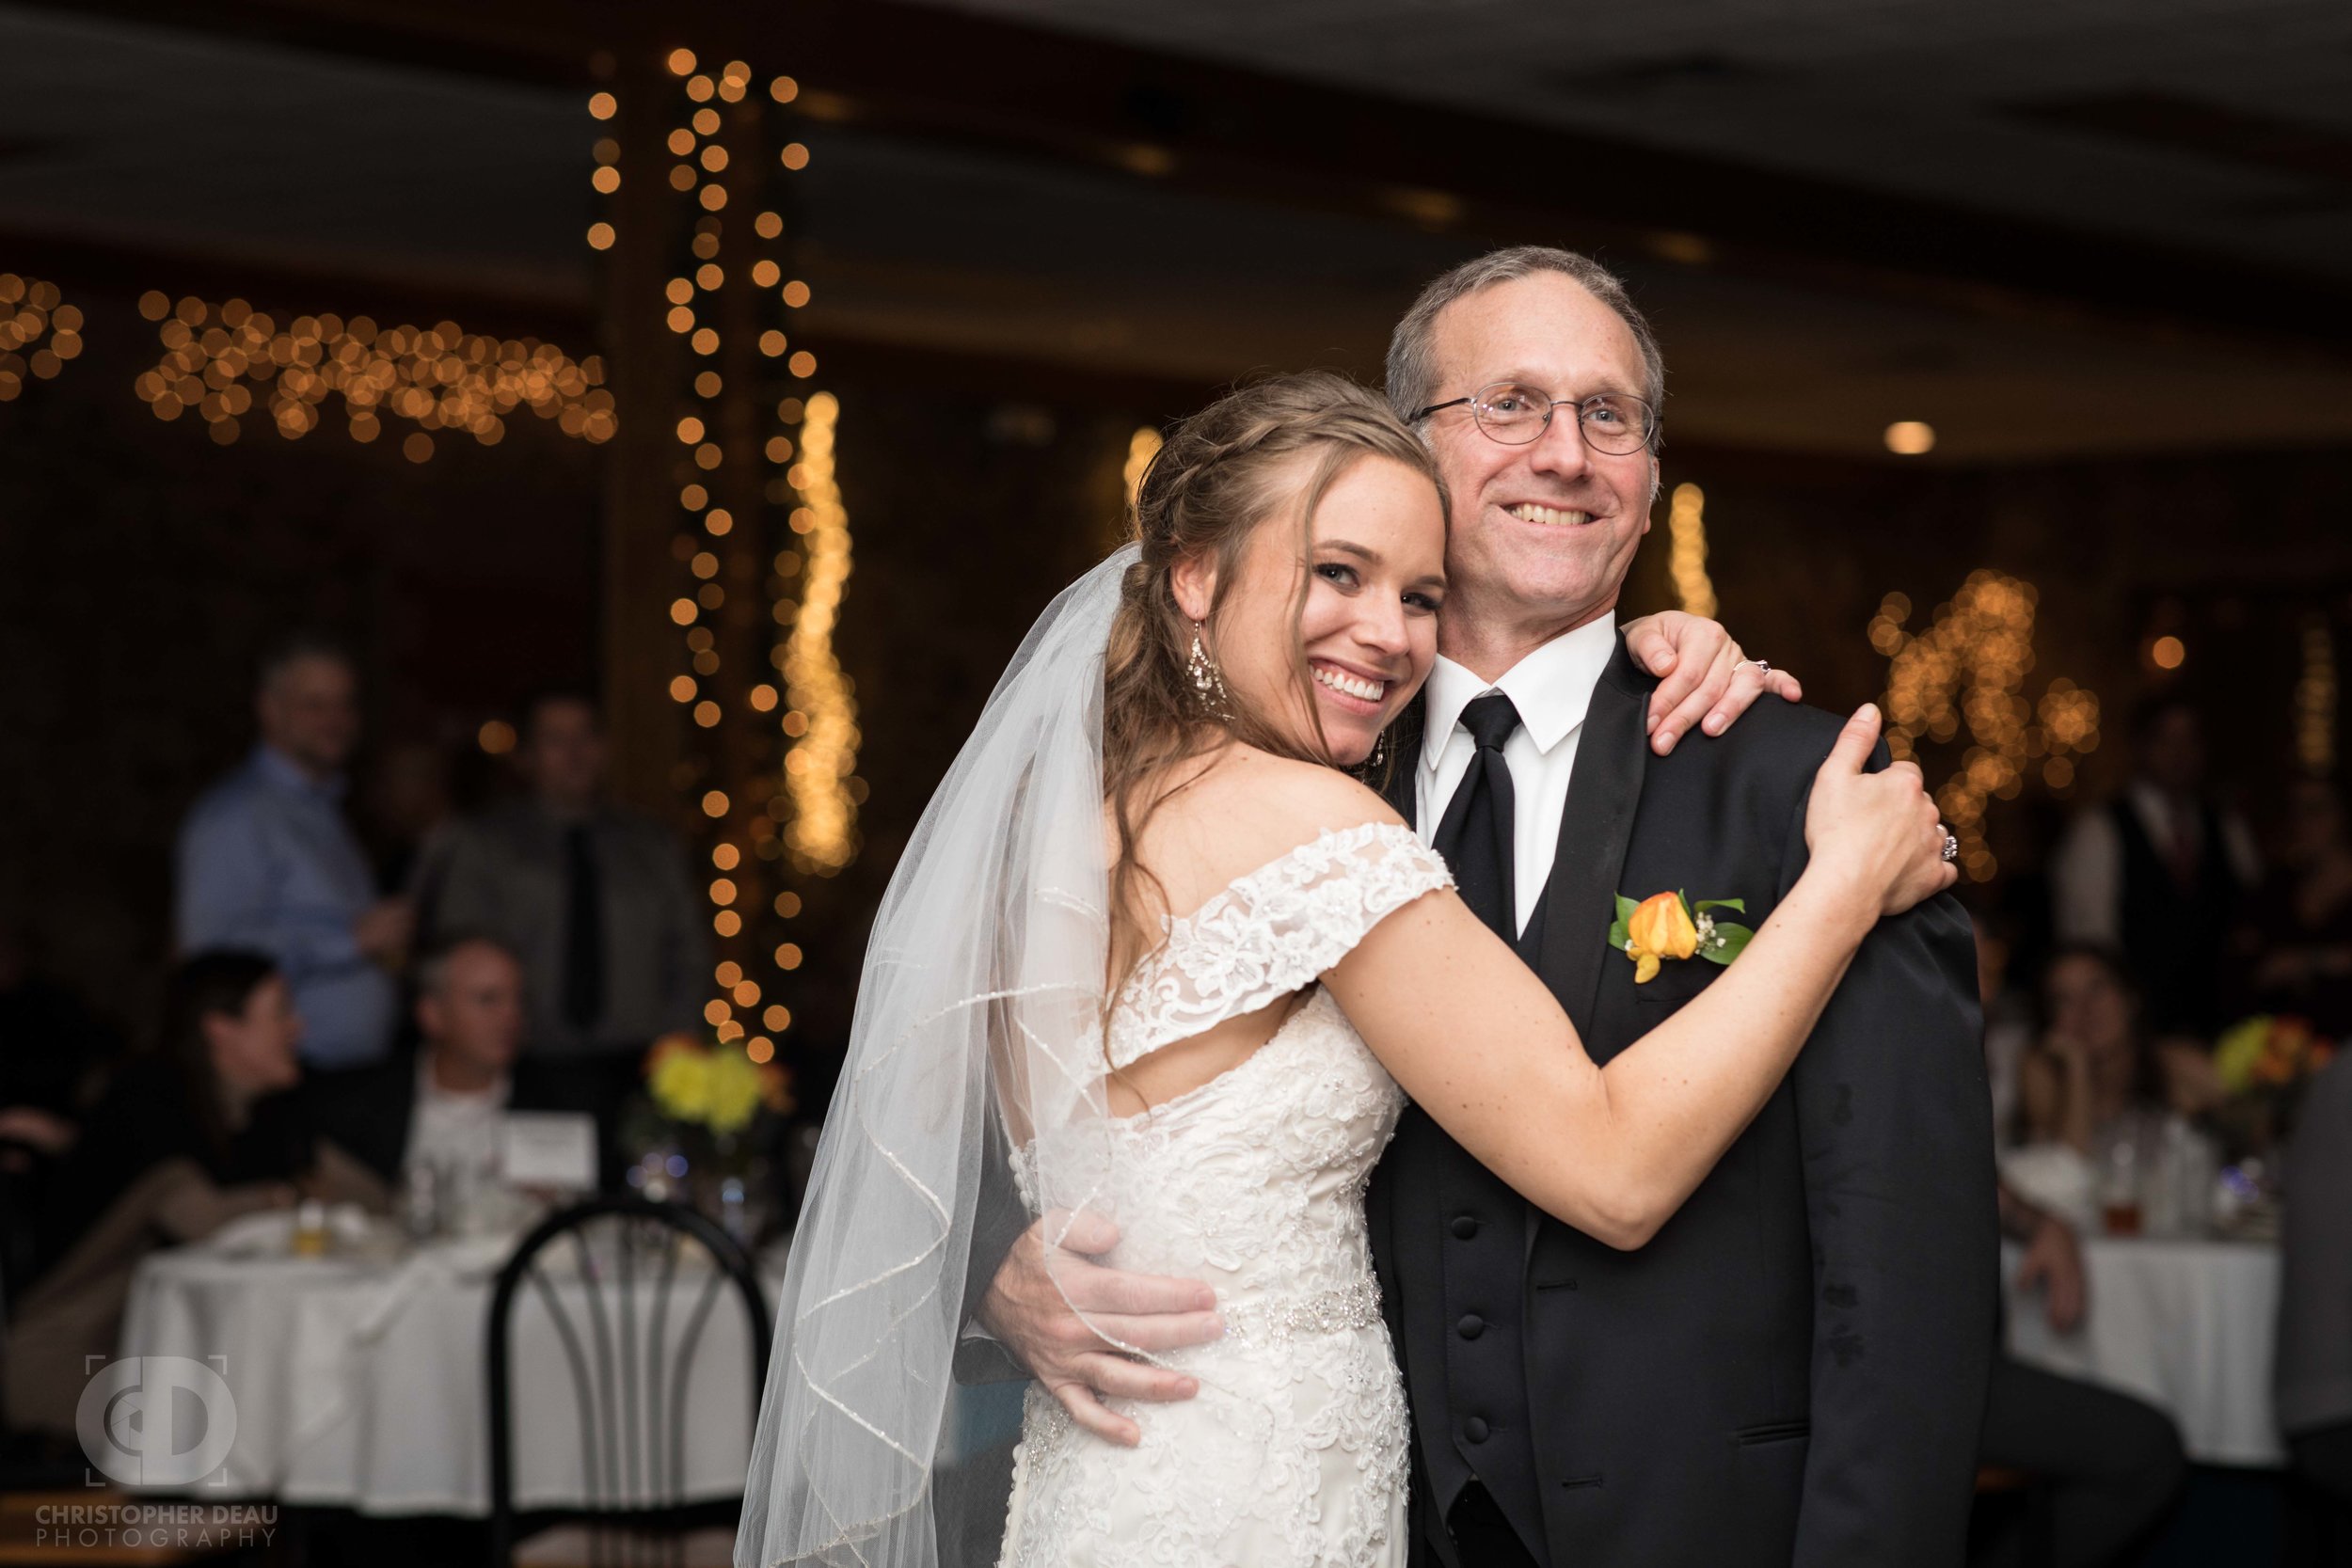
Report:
175,637,410,1069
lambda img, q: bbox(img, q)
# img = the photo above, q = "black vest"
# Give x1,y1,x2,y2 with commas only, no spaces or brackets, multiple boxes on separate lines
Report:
1376,721,1552,1560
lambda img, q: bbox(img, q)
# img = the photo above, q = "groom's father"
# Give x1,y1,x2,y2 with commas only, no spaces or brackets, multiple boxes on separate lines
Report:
1365,246,1994,1568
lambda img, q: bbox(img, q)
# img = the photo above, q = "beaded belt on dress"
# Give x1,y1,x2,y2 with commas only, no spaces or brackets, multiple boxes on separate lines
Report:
1216,1277,1382,1346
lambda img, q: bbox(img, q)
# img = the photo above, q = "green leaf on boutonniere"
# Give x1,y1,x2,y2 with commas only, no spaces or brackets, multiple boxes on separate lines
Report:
1607,894,1638,952
1698,919,1756,966
1694,898,1746,914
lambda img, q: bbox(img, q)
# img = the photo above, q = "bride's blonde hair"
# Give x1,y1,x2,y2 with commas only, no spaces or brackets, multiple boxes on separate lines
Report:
1100,371,1444,994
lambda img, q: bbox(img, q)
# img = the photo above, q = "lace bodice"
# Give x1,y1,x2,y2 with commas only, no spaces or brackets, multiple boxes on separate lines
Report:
999,824,1452,1568
1106,822,1455,1069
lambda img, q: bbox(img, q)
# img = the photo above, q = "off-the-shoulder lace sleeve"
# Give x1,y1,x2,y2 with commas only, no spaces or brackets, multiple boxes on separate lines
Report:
1105,822,1453,1069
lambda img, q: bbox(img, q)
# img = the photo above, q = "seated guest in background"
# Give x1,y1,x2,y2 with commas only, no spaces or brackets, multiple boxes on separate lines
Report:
175,637,412,1070
310,934,557,1194
2019,944,2217,1157
427,691,704,1154
2280,1045,2352,1552
2052,694,2257,1035
0,913,119,1163
2234,776,2352,1039
1978,1180,2186,1568
4,951,381,1435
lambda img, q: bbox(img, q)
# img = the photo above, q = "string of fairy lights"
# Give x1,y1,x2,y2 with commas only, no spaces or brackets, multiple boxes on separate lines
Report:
1871,569,2101,881
1664,482,1717,619
1122,425,1162,509
777,390,863,875
130,293,612,456
2300,620,2339,777
0,276,80,402
597,50,860,1068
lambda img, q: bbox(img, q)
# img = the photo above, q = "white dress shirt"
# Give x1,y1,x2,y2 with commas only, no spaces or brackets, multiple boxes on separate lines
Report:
402,1050,512,1182
1415,616,1618,938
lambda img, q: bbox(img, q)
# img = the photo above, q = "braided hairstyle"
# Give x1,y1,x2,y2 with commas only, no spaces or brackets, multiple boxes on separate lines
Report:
1101,371,1445,994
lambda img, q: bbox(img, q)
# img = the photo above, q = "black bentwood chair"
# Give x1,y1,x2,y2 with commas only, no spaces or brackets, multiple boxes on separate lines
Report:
485,1196,772,1568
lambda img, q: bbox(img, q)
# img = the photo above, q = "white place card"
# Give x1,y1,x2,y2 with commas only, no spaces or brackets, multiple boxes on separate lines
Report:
501,1111,599,1191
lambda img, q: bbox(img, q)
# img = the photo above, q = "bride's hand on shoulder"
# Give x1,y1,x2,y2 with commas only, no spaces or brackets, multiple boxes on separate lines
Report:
1803,704,1957,919
1621,610,1804,755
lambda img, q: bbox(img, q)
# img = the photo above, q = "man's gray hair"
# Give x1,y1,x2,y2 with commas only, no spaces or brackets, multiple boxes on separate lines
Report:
416,931,518,998
256,632,356,693
1384,245,1667,430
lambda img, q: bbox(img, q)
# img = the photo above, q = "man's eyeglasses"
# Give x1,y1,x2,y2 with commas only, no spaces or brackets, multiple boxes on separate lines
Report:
1414,382,1659,455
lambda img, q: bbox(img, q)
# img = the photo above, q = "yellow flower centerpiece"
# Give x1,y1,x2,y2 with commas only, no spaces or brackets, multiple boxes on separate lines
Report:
635,1033,798,1238
2209,1014,2336,1159
646,1034,793,1135
2214,1015,2335,1097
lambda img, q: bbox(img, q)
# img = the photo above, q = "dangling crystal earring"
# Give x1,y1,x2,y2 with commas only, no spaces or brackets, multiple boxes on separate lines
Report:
1369,728,1390,770
1188,622,1232,721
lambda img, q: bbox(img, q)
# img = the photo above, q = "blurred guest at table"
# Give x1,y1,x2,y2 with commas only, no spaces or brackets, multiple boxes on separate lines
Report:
0,915,119,1321
2,951,381,1435
2011,945,2222,1232
2019,945,2222,1152
426,691,703,1162
175,637,412,1069
2280,1047,2352,1554
2052,694,2257,1035
309,934,567,1196
0,913,119,1160
2233,776,2352,1040
1978,1180,2186,1568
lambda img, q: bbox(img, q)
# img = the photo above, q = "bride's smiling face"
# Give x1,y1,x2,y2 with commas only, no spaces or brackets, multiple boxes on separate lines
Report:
1172,452,1448,767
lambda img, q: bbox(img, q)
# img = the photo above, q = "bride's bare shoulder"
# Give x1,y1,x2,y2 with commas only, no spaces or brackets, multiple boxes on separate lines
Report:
1210,742,1400,817
1141,744,1406,889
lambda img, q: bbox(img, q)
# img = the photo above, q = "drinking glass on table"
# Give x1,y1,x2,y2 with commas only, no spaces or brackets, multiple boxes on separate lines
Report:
401,1158,444,1241
2099,1123,2144,1237
2149,1114,2218,1239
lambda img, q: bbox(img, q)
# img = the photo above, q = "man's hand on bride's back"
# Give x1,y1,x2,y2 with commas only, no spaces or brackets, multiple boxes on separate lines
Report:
1621,610,1804,755
1803,704,1958,918
978,1208,1224,1448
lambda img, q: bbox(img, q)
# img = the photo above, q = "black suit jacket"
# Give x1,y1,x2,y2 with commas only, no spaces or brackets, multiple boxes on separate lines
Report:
1368,638,1996,1568
304,1053,580,1187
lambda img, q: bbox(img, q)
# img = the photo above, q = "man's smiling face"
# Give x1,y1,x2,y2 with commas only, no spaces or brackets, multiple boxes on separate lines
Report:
1422,271,1659,642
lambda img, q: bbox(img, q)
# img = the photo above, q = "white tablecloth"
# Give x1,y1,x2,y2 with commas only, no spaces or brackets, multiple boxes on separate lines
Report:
2004,1236,2281,1467
118,1231,772,1514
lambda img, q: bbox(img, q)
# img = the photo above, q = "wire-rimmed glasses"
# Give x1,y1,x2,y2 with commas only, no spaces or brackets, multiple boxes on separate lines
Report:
1414,382,1659,454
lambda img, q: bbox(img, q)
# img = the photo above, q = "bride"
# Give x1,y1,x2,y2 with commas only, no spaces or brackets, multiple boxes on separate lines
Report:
738,372,1955,1568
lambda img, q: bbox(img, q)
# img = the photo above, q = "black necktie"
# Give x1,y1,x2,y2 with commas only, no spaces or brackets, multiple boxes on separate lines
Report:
1432,692,1522,942
561,823,604,1034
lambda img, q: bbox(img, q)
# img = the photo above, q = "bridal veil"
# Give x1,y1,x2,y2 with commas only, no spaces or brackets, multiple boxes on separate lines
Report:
738,546,1135,1567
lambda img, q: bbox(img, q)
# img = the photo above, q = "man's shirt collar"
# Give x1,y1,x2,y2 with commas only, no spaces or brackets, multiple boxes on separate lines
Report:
253,743,347,802
1421,614,1618,772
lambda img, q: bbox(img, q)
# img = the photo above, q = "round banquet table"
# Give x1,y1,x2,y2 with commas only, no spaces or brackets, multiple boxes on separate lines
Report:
2002,1235,2282,1467
117,1228,774,1514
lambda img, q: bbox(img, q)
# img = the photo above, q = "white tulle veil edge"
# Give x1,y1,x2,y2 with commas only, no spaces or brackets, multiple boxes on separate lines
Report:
736,545,1136,1568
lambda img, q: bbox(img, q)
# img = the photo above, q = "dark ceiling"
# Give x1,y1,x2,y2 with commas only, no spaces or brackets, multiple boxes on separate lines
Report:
1,0,2347,463
931,0,2352,285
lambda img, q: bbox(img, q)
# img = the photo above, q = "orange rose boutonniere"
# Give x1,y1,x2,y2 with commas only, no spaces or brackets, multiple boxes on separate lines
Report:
1609,891,1755,984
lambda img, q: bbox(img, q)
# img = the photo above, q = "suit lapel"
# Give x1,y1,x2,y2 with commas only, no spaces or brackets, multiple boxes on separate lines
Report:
1535,637,1653,1032
1526,637,1653,1259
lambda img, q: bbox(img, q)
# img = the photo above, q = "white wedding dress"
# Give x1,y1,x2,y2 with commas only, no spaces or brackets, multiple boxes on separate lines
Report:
997,822,1453,1568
